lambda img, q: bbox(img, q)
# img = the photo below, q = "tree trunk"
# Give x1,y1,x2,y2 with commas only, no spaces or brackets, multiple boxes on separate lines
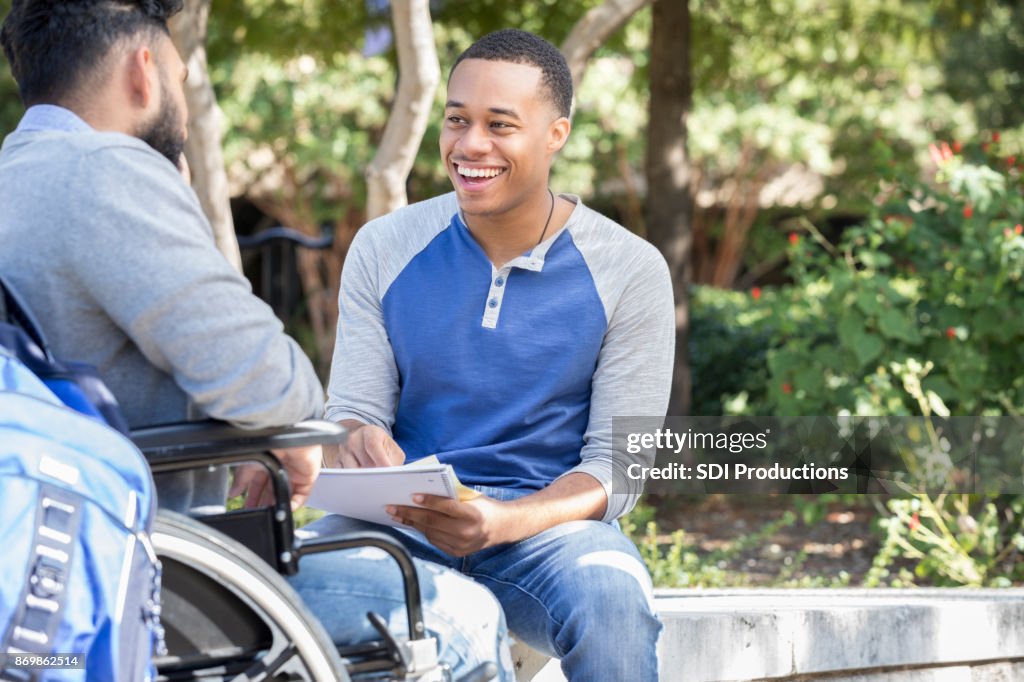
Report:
646,0,693,415
365,0,440,220
561,0,653,91
169,0,241,271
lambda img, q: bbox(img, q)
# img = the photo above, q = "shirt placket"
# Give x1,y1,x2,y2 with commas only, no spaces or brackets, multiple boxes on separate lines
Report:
480,255,544,329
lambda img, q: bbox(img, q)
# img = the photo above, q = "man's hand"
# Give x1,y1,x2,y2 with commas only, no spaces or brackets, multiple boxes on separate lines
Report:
228,445,323,511
386,494,517,557
387,473,609,556
329,421,406,468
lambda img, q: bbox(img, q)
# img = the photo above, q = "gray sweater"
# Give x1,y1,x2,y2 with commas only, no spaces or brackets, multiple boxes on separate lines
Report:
0,120,323,430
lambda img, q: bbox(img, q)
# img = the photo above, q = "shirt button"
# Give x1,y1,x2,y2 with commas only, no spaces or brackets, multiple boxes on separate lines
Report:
488,298,498,308
494,277,505,287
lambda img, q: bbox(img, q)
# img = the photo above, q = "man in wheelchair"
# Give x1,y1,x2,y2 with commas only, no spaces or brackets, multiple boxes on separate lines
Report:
0,1,511,680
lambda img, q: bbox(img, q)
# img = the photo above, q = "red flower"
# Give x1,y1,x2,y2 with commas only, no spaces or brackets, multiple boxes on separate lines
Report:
946,327,956,339
751,287,762,301
788,232,800,246
952,140,963,153
963,205,974,219
1016,224,1023,235
992,131,1001,143
1008,156,1017,167
782,383,793,395
909,512,921,531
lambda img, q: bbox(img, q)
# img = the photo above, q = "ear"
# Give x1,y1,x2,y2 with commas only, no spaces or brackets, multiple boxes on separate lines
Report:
546,116,571,155
125,45,156,109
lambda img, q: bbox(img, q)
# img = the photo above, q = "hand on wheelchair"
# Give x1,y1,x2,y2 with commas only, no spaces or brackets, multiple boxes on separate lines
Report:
229,444,323,511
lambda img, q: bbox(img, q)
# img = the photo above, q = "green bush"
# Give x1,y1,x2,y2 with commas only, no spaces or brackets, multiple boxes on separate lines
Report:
866,495,1024,587
756,135,1024,417
621,502,810,588
689,286,774,416
741,133,1024,585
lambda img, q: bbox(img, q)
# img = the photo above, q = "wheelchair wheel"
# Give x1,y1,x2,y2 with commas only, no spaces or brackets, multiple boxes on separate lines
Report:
152,510,350,682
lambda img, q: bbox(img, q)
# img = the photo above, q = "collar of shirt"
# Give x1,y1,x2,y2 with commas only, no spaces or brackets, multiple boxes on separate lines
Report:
16,104,94,134
454,194,585,273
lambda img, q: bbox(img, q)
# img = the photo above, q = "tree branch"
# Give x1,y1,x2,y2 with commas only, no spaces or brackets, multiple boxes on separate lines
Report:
169,0,240,271
365,0,440,220
560,0,653,91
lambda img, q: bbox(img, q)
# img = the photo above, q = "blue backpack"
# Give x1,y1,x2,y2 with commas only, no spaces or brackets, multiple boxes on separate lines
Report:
0,277,164,681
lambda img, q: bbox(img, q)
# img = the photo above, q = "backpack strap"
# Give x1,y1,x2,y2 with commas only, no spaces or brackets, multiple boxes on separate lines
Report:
0,484,82,682
0,277,53,362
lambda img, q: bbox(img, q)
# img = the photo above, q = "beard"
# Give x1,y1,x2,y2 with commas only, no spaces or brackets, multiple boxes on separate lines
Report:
137,84,186,168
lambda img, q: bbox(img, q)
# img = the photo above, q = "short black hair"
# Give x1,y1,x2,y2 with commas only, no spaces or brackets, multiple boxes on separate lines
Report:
451,29,573,119
1,0,183,106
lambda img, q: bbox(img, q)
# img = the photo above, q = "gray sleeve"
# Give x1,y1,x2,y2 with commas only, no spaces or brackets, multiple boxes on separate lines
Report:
324,226,400,431
324,193,458,430
66,145,323,427
562,242,675,521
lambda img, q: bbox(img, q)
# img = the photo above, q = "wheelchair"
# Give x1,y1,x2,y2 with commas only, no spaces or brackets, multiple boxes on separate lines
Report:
132,420,498,682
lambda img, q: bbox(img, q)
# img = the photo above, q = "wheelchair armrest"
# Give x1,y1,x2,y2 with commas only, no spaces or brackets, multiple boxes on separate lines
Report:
131,419,347,461
132,419,347,575
296,531,426,643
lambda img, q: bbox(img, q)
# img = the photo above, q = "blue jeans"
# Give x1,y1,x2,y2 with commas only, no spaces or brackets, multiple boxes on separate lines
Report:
302,486,662,682
288,518,516,681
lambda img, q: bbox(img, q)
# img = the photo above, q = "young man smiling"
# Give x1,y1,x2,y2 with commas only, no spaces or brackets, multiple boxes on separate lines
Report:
322,29,674,680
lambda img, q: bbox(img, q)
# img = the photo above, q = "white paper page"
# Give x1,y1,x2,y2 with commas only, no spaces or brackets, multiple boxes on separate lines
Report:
305,463,458,527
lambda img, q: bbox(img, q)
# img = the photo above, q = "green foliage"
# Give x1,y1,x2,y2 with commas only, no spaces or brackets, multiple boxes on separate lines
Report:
689,0,982,214
207,0,368,64
227,479,324,528
621,502,821,588
0,58,19,136
0,0,23,135
431,0,613,49
791,493,863,526
753,138,1024,417
866,494,1024,586
689,286,774,416
939,1,1024,130
728,135,1024,587
216,49,396,219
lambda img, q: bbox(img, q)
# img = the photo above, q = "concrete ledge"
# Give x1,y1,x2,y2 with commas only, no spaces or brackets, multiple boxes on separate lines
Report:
519,589,1024,681
656,588,1024,681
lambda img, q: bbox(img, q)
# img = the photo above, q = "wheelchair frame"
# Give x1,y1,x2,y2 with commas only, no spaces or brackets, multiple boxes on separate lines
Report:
132,420,476,682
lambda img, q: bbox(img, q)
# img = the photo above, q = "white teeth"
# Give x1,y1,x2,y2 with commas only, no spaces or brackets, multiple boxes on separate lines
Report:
457,166,504,178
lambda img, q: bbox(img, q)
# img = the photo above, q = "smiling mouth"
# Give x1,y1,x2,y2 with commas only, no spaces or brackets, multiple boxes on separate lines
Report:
453,163,507,187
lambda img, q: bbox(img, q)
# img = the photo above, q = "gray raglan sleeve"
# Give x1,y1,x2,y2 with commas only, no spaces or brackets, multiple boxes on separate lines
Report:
66,145,323,427
323,225,401,431
563,245,675,521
